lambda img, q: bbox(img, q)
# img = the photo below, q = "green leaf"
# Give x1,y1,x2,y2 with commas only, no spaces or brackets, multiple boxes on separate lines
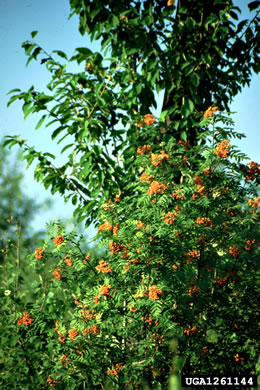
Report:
7,88,21,95
31,31,38,39
50,127,64,141
26,47,41,66
22,42,36,56
248,1,260,11
75,47,93,56
180,131,187,141
35,115,47,130
53,50,68,60
82,120,89,138
190,73,200,87
72,194,78,205
43,153,56,159
23,104,34,119
206,329,218,343
61,143,74,154
160,110,169,122
181,98,194,118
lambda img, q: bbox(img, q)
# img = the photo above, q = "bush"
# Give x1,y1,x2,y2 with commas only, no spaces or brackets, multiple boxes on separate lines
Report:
1,113,259,389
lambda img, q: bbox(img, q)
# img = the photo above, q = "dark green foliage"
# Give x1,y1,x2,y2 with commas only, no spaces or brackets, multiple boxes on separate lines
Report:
6,1,260,227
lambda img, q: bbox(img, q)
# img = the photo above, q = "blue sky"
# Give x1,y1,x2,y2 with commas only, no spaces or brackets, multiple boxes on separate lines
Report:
1,0,259,242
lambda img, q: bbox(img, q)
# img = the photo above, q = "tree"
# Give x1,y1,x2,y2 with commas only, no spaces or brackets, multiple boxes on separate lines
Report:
2,120,259,388
0,139,48,262
5,0,260,227
70,0,260,144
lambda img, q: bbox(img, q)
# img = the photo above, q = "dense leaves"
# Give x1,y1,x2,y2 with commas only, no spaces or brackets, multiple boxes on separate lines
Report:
6,0,260,227
1,115,259,388
3,1,260,388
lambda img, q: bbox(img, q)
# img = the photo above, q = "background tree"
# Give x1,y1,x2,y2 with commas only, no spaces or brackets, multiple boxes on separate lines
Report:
0,139,48,261
6,0,260,227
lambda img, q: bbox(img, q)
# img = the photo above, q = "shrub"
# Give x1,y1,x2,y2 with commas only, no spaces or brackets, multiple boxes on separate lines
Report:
1,113,259,389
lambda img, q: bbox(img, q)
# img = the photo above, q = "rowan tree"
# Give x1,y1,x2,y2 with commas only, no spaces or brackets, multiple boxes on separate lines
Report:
3,1,260,388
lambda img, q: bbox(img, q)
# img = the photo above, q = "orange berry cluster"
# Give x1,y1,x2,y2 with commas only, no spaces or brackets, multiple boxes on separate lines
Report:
185,250,200,264
53,267,62,280
97,221,119,236
82,325,100,335
97,220,113,234
142,314,158,326
144,114,156,125
82,308,95,320
76,343,86,355
154,151,170,166
214,270,237,286
188,285,200,296
107,363,124,376
162,206,181,225
35,248,44,259
178,139,190,150
53,235,64,246
148,285,163,300
234,353,245,362
139,171,154,183
59,354,69,367
147,181,168,195
109,241,125,256
243,161,260,181
137,144,151,155
215,139,231,158
68,328,78,340
136,220,144,229
47,374,57,387
137,114,156,127
151,151,170,167
150,333,165,344
58,332,65,343
96,259,112,273
244,239,257,251
214,277,228,286
196,217,213,227
83,254,91,263
64,254,72,267
129,306,139,312
203,106,219,118
99,284,111,297
229,245,240,258
227,208,237,216
17,312,34,326
193,174,206,198
248,196,260,208
184,325,198,336
170,190,185,200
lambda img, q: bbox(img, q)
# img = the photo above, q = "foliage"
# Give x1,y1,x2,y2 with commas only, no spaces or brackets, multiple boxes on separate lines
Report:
3,1,260,388
5,0,260,227
0,219,106,390
0,139,52,297
0,140,48,253
1,114,259,388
